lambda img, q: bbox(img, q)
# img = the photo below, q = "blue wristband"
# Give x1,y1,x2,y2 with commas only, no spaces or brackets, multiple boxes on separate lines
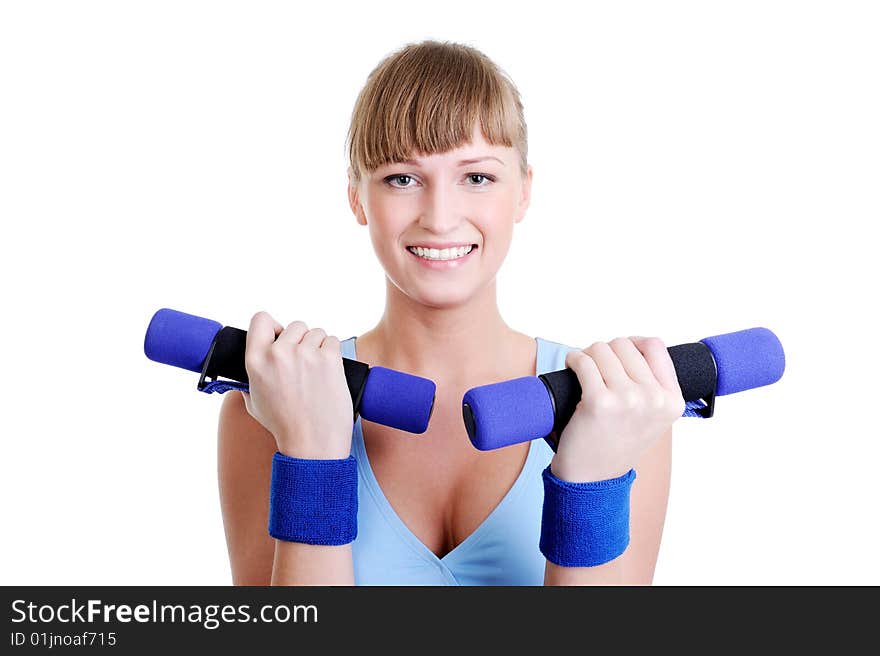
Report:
268,452,358,546
539,465,637,567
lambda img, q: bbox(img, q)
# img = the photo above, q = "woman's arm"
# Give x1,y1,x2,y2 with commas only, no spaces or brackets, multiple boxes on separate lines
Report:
544,426,672,586
217,390,355,585
271,542,354,585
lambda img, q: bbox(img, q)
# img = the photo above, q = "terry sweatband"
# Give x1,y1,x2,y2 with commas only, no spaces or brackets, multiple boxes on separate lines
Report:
539,465,637,567
268,452,358,546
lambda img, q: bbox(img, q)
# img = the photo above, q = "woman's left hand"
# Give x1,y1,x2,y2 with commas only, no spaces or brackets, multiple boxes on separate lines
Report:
551,336,686,483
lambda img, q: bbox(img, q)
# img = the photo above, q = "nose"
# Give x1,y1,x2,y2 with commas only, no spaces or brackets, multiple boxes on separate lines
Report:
418,184,461,234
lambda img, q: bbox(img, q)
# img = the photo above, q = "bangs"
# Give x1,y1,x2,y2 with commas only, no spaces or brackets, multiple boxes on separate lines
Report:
347,40,527,182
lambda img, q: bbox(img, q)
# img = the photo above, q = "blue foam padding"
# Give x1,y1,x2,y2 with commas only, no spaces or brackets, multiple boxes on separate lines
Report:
463,376,555,451
359,366,436,434
144,308,222,373
700,327,785,396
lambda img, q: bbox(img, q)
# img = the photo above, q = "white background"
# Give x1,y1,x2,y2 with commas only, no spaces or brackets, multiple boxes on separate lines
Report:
1,1,877,585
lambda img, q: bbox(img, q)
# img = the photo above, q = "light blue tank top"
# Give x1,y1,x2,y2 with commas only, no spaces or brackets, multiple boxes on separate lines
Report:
340,335,580,586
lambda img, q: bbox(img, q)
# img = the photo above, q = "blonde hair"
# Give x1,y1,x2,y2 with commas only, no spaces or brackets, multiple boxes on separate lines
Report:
346,40,528,185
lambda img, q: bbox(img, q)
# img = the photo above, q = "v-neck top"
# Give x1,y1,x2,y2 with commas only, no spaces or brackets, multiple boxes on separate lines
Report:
340,335,580,586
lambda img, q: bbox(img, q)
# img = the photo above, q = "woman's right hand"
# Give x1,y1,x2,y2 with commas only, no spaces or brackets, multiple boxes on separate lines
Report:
241,311,354,460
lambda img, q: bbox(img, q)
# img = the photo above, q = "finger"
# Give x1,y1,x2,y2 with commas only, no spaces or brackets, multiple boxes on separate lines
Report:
584,341,630,388
629,336,682,394
609,337,656,385
320,334,341,355
300,327,327,349
246,311,282,360
274,320,310,346
565,349,605,401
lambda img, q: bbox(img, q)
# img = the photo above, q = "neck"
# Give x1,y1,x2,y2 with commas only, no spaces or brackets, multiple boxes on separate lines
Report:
362,275,524,384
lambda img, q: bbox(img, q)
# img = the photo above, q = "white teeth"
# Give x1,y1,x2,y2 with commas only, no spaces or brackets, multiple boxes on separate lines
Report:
408,245,474,260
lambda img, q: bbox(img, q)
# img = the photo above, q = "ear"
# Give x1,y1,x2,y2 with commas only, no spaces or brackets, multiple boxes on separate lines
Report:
347,167,367,226
514,165,533,224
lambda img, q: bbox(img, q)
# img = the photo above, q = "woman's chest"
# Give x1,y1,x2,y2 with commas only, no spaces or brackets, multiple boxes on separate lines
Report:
361,407,531,560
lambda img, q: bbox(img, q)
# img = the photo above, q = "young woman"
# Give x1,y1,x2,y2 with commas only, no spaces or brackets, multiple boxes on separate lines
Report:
217,40,684,586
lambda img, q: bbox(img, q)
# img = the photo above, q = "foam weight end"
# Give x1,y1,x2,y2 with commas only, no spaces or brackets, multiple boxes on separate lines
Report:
700,326,785,396
359,366,437,434
462,376,555,451
144,308,223,373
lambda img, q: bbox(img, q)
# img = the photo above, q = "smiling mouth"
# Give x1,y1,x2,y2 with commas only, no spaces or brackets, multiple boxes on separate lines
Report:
406,244,478,261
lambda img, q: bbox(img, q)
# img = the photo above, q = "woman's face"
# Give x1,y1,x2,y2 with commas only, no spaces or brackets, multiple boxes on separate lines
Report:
349,123,533,309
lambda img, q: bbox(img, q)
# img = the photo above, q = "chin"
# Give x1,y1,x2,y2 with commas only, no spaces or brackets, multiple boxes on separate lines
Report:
386,272,476,308
417,296,471,310
411,287,474,309
414,271,500,308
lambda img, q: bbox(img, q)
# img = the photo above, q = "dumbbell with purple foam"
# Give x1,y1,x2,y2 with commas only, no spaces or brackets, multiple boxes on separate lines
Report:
462,327,785,451
144,308,436,434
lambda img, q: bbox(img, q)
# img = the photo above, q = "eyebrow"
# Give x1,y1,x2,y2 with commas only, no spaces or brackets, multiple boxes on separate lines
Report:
394,156,505,167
